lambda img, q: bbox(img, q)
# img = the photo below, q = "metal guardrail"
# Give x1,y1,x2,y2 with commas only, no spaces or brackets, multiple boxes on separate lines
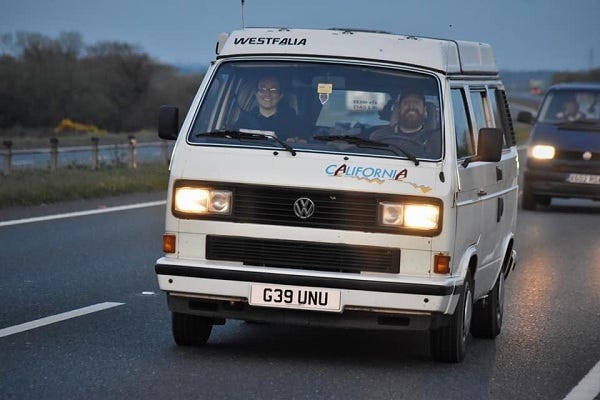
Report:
1,137,173,175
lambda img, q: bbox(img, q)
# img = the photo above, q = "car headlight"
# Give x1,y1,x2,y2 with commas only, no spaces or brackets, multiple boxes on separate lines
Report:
379,202,440,230
530,145,555,160
174,187,231,215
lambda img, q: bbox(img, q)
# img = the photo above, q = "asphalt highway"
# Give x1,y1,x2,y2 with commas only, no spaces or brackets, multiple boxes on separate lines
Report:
0,191,599,400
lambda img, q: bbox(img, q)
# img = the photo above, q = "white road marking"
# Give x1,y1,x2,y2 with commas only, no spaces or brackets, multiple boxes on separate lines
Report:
0,302,124,338
564,360,600,400
0,200,166,227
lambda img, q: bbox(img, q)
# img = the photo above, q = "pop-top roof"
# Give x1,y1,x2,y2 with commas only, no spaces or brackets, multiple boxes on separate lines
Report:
216,28,498,75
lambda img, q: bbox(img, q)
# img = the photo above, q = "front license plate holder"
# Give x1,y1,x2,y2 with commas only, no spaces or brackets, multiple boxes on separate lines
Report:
249,283,342,312
566,173,600,184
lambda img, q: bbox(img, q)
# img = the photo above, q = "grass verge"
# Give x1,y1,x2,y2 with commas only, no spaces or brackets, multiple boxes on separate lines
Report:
0,162,169,208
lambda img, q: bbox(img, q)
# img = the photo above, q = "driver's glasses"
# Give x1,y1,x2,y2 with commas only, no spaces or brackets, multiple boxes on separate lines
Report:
258,87,280,95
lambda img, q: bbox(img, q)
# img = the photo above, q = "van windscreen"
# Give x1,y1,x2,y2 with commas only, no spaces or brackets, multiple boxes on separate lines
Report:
189,61,442,160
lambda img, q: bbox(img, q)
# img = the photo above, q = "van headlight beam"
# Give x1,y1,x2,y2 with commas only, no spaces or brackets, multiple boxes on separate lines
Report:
174,186,232,215
379,202,440,230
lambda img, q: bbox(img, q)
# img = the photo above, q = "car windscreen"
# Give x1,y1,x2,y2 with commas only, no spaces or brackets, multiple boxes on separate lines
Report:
188,60,442,161
538,89,600,124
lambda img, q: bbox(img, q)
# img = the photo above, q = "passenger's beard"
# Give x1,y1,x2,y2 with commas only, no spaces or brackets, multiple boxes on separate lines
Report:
400,111,423,130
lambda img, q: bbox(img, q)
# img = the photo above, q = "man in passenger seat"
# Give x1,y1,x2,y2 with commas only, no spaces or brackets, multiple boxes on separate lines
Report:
233,75,302,140
370,89,441,159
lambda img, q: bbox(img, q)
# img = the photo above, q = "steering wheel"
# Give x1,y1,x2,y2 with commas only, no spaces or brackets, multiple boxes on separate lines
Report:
371,133,424,148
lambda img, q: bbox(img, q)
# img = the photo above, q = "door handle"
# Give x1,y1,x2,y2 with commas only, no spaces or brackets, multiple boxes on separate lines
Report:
477,189,487,196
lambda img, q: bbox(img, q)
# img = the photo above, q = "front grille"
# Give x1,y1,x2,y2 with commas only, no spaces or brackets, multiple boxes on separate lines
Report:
173,180,442,236
233,185,378,230
206,235,400,274
530,155,600,173
554,150,600,170
555,150,600,162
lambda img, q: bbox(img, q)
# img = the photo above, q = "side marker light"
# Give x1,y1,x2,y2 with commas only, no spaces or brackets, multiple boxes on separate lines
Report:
163,234,176,254
434,254,451,274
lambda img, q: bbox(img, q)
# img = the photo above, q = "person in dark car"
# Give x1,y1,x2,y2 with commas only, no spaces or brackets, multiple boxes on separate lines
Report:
555,96,585,121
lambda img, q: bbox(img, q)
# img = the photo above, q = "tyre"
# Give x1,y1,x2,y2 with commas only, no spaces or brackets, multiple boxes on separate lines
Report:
172,312,213,346
471,268,504,338
537,195,551,207
430,272,473,363
522,187,537,210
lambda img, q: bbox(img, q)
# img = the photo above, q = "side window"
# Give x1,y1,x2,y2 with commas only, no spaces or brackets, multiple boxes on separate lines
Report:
491,88,516,146
469,89,491,131
451,88,475,158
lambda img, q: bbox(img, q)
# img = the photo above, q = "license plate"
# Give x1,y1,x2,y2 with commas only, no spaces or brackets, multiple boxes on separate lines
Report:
566,173,600,185
249,284,341,312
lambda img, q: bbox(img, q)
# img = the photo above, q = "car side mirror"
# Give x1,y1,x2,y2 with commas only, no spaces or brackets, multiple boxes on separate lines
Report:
516,111,534,125
462,128,503,167
159,105,179,140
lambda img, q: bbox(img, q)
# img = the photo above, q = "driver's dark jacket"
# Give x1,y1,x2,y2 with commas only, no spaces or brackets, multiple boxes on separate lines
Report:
233,105,301,139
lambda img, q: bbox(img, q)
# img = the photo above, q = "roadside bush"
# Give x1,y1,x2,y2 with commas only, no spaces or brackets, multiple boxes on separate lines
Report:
0,31,203,133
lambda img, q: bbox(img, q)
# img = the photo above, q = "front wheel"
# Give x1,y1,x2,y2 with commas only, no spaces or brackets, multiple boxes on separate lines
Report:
430,273,473,363
172,312,213,346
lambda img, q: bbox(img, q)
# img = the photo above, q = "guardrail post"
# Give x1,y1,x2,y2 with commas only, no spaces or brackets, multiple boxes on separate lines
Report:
91,137,99,170
128,135,137,169
161,140,169,165
3,140,12,176
49,138,59,172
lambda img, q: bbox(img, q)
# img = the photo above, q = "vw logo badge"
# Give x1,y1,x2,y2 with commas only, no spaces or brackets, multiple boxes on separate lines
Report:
582,151,592,161
293,197,315,219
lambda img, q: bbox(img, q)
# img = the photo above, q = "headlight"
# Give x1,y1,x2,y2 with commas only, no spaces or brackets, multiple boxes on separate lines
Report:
530,145,555,160
379,202,440,230
174,187,231,215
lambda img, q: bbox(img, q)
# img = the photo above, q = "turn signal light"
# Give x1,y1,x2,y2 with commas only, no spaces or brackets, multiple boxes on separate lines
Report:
434,254,450,274
163,234,176,253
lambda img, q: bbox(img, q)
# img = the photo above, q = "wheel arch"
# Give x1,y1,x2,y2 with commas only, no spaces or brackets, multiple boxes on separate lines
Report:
501,234,516,279
454,244,478,282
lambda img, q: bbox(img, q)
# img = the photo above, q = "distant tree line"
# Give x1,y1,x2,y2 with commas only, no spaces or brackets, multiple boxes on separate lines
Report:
0,31,203,132
552,68,600,85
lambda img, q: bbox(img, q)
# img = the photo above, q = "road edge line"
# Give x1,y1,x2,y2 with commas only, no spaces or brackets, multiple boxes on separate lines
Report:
0,302,125,338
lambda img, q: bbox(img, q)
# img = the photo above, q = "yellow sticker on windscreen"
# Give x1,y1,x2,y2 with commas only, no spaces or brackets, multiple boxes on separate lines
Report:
317,83,333,94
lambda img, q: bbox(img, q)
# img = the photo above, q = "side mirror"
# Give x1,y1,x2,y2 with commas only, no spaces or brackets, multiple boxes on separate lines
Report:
516,111,534,125
462,128,503,167
476,128,503,162
158,105,179,140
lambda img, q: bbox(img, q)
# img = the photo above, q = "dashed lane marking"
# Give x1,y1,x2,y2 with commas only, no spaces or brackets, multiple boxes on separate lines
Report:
0,200,166,227
0,302,124,338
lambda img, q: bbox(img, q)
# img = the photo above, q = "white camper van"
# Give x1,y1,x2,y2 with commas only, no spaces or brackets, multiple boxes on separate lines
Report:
155,28,518,363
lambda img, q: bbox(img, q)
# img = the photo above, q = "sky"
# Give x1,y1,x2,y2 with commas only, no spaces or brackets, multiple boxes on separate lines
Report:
2,0,600,71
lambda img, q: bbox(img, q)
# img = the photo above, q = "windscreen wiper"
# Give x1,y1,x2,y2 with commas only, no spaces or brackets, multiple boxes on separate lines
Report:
313,134,419,166
196,130,296,156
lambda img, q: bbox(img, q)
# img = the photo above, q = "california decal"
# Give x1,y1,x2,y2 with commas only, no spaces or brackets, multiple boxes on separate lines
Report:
324,163,432,193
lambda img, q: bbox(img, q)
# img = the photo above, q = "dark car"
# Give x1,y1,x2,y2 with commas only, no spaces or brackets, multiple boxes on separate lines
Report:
517,82,600,210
